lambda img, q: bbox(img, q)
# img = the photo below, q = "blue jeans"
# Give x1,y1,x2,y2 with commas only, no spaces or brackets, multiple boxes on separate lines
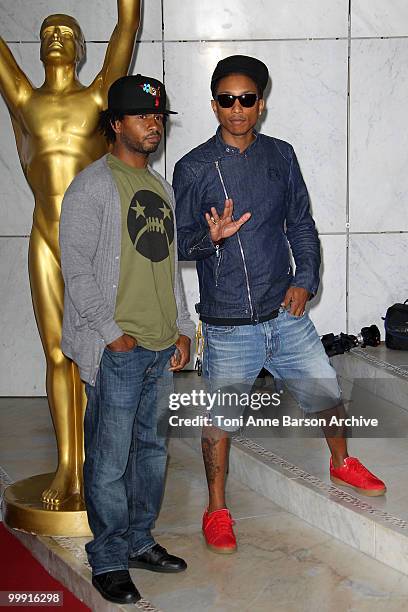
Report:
83,343,174,576
203,308,341,431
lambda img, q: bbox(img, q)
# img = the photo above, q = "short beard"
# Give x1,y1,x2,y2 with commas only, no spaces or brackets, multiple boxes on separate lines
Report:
121,132,160,155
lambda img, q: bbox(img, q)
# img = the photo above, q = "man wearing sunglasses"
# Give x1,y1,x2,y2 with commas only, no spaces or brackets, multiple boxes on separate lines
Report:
173,55,386,555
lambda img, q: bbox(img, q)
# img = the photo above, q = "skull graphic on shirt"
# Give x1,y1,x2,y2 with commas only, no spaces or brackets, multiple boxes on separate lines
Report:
127,190,174,262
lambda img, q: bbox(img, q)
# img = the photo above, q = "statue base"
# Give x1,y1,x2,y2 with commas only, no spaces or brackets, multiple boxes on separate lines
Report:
2,473,91,537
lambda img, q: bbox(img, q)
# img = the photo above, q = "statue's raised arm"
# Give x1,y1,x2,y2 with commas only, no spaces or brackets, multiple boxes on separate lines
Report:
92,0,141,93
0,38,33,113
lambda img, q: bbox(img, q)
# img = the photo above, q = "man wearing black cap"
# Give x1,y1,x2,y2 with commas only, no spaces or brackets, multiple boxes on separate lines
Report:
173,55,386,555
60,75,194,603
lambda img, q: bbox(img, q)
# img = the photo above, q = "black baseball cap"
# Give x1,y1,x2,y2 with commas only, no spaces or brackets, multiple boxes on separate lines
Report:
211,55,269,97
107,74,177,115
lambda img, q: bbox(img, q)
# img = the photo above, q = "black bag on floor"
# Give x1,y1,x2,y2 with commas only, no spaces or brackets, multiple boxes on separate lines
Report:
384,300,408,350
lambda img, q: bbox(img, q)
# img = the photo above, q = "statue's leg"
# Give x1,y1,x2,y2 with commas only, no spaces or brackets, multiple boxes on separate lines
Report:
28,225,86,505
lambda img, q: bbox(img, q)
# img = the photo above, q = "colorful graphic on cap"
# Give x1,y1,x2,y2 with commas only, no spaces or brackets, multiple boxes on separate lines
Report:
139,82,161,108
127,190,174,262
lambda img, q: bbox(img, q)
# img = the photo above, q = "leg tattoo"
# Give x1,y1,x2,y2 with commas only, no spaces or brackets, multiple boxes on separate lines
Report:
202,437,222,485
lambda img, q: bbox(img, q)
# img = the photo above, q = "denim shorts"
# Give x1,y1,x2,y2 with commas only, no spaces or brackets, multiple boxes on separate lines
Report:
202,307,341,431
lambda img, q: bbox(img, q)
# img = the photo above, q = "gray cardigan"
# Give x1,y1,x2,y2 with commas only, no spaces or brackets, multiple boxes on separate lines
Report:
59,154,195,385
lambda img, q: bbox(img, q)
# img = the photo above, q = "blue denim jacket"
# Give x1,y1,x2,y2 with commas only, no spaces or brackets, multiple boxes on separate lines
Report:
173,127,320,323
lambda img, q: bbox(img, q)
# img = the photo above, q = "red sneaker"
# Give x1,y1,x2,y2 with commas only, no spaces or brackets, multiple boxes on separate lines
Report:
330,457,386,496
202,508,237,554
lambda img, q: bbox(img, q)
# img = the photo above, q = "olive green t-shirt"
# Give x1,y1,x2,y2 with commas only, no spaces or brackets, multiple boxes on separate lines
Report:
107,154,178,350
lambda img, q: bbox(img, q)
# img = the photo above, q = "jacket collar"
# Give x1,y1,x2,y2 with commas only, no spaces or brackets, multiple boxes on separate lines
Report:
215,125,259,157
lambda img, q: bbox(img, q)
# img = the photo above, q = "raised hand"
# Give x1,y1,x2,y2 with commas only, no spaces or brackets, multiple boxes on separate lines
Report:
205,198,251,243
95,0,141,91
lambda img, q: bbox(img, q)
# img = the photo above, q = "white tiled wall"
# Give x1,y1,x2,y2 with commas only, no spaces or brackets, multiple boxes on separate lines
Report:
349,38,408,233
308,235,347,336
351,1,408,38
163,0,349,40
0,1,406,394
348,234,408,334
0,239,46,395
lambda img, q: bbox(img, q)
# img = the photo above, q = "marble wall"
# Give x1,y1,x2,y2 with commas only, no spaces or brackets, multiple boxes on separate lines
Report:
0,1,406,394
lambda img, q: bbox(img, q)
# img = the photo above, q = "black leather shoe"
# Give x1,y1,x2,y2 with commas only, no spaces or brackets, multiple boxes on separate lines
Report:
92,570,141,604
129,543,187,573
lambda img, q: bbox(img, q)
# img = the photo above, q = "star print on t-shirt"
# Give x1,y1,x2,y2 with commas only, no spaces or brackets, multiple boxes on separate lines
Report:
127,189,174,262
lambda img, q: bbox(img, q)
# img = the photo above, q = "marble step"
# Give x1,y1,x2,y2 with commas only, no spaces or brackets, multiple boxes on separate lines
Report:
332,343,408,411
175,346,408,577
7,529,151,612
182,432,408,578
0,468,162,612
4,439,408,612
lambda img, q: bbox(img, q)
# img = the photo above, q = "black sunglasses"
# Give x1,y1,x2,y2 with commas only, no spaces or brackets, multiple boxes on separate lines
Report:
216,93,258,108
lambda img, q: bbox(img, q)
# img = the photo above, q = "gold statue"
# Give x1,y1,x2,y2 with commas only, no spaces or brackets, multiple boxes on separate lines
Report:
0,1,141,508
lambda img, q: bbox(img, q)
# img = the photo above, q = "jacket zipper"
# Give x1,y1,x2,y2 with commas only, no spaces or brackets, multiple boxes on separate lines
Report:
214,160,255,321
215,243,222,287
